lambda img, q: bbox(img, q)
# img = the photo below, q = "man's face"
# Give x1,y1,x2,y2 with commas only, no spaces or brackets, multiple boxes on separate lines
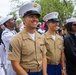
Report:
47,21,59,31
23,15,39,29
7,18,16,28
72,22,76,32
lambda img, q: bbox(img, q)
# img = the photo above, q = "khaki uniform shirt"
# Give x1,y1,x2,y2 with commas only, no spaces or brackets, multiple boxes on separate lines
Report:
8,28,46,71
44,31,64,65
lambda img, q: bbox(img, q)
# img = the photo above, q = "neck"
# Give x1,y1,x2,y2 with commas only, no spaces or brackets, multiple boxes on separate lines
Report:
48,29,56,35
7,27,15,30
25,27,36,34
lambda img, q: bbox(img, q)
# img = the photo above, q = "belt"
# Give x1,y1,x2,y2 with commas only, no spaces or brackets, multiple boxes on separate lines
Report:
25,68,42,72
48,62,59,65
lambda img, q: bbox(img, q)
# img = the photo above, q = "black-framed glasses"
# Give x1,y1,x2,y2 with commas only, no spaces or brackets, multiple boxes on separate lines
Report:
51,21,60,25
72,24,76,26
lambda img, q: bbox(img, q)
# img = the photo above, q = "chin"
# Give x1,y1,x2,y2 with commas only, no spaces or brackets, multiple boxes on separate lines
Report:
32,27,37,29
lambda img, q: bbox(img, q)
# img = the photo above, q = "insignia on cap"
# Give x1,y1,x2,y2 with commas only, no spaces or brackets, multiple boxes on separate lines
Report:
34,3,37,8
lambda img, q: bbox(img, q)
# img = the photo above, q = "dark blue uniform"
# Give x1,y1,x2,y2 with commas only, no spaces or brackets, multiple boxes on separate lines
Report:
47,64,61,75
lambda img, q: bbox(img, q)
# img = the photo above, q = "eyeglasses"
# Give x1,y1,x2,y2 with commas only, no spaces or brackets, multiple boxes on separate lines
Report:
50,21,59,24
72,24,76,26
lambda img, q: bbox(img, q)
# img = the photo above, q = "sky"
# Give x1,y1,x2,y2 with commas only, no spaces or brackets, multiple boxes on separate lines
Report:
0,0,76,18
0,0,10,18
0,0,32,18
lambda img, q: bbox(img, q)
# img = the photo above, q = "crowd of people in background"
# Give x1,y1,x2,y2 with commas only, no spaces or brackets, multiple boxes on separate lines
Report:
0,2,76,75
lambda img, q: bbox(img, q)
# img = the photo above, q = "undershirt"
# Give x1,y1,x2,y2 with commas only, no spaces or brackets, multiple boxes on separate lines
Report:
28,33,35,41
51,35,56,40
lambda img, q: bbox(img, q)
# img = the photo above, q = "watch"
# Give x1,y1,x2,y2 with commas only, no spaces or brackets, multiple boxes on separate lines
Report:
62,66,66,70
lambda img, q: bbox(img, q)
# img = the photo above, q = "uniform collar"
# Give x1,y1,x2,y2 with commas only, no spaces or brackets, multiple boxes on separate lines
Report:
5,28,10,31
68,31,76,37
5,28,15,31
21,28,32,40
21,28,41,40
45,31,61,39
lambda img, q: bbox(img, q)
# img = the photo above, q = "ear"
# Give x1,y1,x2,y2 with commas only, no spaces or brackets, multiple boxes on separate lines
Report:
22,18,26,25
22,18,26,23
46,22,49,26
22,18,24,21
5,21,9,26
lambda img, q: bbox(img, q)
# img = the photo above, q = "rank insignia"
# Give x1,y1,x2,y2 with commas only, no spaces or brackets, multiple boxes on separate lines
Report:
9,44,13,52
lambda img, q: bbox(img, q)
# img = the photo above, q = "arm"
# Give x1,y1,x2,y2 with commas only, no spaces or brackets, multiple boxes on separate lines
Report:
42,34,47,75
8,35,28,75
11,60,28,75
60,51,65,69
60,51,66,75
42,54,47,75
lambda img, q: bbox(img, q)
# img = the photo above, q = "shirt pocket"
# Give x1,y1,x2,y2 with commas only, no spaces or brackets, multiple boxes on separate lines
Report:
22,44,34,55
57,44,63,50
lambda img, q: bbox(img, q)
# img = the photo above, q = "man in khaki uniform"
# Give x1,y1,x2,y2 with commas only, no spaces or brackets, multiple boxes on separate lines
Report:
8,2,47,75
43,12,66,75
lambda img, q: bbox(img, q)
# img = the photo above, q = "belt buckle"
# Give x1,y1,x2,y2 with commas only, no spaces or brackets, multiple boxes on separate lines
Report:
50,62,59,65
50,62,55,65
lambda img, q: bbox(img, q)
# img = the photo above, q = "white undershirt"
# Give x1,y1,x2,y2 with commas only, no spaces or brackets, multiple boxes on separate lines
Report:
28,33,35,41
51,35,56,40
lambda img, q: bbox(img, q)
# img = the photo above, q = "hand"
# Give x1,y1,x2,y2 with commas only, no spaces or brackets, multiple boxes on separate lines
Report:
61,69,67,75
43,73,48,75
4,47,6,52
43,72,48,75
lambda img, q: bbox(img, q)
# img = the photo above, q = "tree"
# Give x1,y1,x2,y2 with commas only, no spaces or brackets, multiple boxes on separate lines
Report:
9,0,75,25
36,0,74,25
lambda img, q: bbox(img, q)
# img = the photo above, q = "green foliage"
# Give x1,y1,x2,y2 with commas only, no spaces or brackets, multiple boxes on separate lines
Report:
36,0,74,25
16,20,22,25
9,11,18,19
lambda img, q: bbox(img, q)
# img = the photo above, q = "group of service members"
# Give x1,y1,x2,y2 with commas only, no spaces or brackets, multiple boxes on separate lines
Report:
0,2,76,75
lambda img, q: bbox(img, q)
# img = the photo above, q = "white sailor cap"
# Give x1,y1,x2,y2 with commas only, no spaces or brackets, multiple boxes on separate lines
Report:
1,15,13,25
43,12,59,22
0,18,3,25
19,2,41,17
66,18,76,23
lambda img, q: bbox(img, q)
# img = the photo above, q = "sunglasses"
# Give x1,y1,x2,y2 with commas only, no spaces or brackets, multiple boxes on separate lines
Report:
72,24,76,26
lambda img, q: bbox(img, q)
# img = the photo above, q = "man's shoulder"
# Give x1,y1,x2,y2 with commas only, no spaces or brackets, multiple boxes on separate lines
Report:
54,34,63,41
42,31,49,38
2,29,8,35
10,32,22,42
